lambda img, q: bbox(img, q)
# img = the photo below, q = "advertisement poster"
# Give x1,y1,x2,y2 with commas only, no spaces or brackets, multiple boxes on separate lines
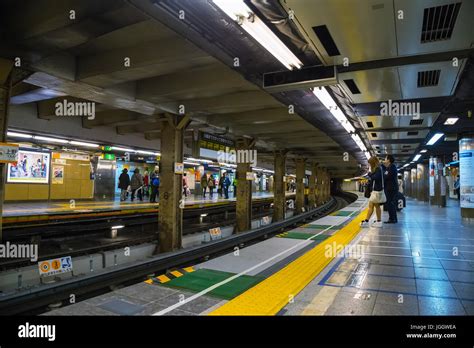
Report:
52,166,64,184
7,150,50,184
459,138,474,208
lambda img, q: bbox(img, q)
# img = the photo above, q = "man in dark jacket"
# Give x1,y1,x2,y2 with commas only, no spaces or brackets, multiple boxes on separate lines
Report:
382,154,399,223
118,168,130,201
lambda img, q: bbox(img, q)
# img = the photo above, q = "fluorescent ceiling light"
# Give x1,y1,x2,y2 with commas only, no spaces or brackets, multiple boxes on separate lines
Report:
70,141,99,148
34,136,69,143
444,117,459,125
212,0,303,70
413,154,421,161
111,225,124,229
420,149,427,153
136,150,156,155
112,146,135,152
184,161,200,166
426,133,444,146
313,87,356,134
7,131,33,138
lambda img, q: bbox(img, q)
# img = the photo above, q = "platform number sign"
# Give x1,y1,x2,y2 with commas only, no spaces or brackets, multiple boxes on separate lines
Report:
209,227,222,240
38,256,73,277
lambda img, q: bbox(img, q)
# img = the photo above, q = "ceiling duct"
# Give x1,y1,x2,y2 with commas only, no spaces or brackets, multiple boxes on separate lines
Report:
417,69,441,87
421,2,461,43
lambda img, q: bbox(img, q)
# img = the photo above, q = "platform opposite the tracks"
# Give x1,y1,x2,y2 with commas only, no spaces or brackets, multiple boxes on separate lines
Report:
2,191,296,224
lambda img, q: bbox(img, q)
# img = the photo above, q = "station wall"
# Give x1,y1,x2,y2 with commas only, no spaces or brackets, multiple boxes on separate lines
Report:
5,157,93,201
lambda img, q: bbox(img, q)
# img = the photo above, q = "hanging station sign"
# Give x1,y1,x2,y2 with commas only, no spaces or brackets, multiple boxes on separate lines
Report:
199,132,235,152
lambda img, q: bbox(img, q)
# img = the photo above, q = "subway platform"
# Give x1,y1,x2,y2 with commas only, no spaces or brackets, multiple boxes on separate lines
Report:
2,191,296,226
43,194,474,316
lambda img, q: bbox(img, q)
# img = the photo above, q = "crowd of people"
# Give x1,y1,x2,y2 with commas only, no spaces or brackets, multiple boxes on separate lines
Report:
118,168,235,202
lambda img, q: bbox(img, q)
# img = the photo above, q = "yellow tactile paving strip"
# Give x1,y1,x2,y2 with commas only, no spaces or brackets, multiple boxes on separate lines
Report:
209,208,367,316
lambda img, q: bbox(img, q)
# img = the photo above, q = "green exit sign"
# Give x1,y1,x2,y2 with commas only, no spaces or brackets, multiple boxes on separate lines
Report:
104,153,115,160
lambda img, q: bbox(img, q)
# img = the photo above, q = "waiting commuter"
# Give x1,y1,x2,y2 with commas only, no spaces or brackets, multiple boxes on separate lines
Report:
222,172,231,199
150,169,160,203
201,173,208,197
208,174,215,198
454,175,460,200
130,168,144,202
118,168,130,202
361,156,385,228
183,173,189,197
218,175,224,197
382,155,398,223
143,171,149,197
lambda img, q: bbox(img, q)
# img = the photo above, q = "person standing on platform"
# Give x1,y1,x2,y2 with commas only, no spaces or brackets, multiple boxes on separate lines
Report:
382,155,398,223
183,173,189,197
143,170,149,197
208,174,215,198
130,168,144,202
360,156,384,228
222,172,231,199
118,168,130,201
454,175,460,201
150,168,160,203
201,173,208,198
218,174,224,197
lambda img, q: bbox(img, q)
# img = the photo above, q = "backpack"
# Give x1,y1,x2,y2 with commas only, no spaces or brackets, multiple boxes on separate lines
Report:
152,177,160,186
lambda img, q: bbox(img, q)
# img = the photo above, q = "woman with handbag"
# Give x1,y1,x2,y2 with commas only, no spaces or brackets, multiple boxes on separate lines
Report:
361,156,386,228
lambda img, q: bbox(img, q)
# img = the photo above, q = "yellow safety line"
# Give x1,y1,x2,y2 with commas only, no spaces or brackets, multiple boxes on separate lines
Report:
209,208,368,316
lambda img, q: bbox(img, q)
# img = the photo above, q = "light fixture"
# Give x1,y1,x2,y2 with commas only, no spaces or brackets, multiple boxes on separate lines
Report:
426,133,444,146
136,150,156,155
444,117,459,125
212,0,303,70
34,136,69,143
111,146,135,152
70,141,99,148
420,149,427,153
313,87,356,133
7,131,33,138
184,161,200,166
111,225,125,229
413,154,421,161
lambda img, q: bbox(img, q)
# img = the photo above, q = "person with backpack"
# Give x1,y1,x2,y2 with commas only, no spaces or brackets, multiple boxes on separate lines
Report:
150,169,160,203
208,174,215,198
361,156,385,228
130,168,144,202
118,168,130,201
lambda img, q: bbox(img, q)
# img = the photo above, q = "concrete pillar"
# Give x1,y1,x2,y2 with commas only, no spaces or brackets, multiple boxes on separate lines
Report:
273,151,286,222
0,59,13,243
235,138,254,232
295,158,306,214
459,136,474,219
158,114,189,252
308,163,317,209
